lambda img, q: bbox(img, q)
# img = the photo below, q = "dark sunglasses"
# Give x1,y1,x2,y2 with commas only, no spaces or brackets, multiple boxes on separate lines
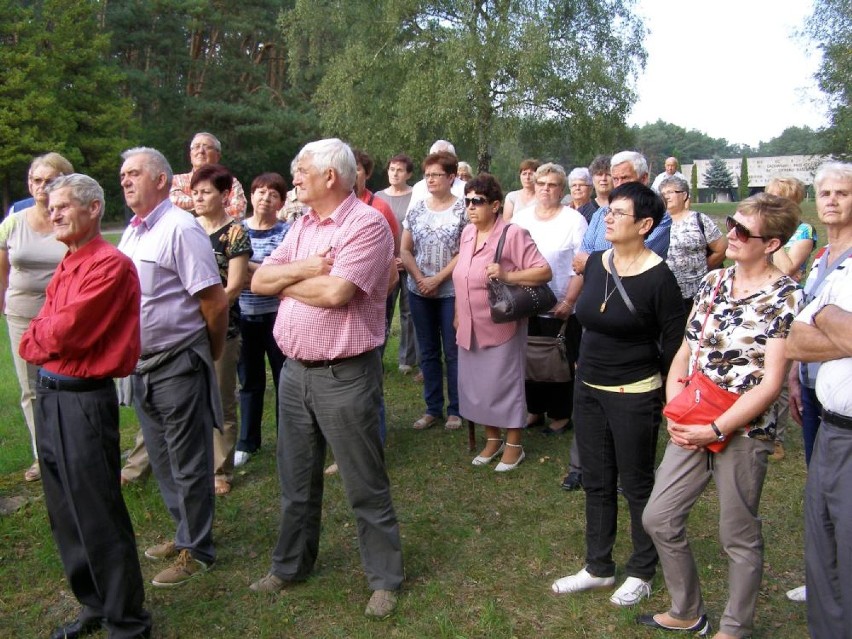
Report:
464,196,488,207
725,216,766,242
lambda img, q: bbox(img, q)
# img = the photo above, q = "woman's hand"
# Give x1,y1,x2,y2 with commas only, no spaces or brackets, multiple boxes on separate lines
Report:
485,262,505,281
551,300,573,319
417,275,440,296
667,420,717,450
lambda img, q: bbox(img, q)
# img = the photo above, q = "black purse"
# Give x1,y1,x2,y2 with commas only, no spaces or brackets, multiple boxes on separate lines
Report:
487,225,557,324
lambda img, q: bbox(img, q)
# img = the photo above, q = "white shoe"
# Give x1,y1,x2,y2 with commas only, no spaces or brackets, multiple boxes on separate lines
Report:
324,462,339,476
398,364,413,374
472,439,504,466
786,585,806,602
494,445,525,472
551,568,615,594
609,576,651,606
234,451,250,467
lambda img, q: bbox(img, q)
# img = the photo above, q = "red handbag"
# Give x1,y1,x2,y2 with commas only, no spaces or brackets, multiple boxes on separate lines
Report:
663,273,739,454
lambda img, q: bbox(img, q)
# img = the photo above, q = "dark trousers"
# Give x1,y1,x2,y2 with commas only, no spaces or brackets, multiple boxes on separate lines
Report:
269,349,404,590
36,384,151,639
408,291,458,417
801,384,823,466
237,312,285,453
574,380,661,580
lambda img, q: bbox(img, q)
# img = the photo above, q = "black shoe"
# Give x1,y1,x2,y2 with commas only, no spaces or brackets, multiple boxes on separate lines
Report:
636,613,710,636
561,471,583,491
49,617,103,639
541,422,571,436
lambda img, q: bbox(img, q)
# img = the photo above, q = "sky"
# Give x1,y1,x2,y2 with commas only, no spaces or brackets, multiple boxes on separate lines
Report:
628,0,829,148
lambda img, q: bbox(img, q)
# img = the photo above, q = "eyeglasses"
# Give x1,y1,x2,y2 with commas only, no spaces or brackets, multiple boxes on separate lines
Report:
424,172,447,180
725,216,766,242
535,180,562,189
190,143,217,151
464,197,488,207
28,176,54,187
604,207,635,220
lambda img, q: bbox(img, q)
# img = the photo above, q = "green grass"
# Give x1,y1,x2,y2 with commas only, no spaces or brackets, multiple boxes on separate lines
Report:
0,281,817,638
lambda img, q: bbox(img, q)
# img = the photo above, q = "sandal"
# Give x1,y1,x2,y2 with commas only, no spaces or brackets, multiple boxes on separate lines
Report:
413,414,439,430
214,477,231,496
472,438,505,466
445,416,463,430
24,461,41,482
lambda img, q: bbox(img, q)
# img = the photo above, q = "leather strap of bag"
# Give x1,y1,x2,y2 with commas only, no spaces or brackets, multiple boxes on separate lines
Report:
607,250,637,316
493,224,510,263
688,270,727,376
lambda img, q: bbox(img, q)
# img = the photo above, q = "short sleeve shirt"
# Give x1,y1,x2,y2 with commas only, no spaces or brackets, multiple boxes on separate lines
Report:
208,220,252,338
402,198,467,298
665,211,723,300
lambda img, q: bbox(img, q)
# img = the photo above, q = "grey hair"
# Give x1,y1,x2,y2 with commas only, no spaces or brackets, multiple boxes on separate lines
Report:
46,173,105,215
121,147,174,183
659,175,690,196
568,167,592,185
429,139,457,156
30,152,74,176
610,151,649,178
298,138,357,191
814,162,852,192
192,132,222,152
535,162,567,187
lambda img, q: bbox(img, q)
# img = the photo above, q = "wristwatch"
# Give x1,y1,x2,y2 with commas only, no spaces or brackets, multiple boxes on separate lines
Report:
710,421,726,442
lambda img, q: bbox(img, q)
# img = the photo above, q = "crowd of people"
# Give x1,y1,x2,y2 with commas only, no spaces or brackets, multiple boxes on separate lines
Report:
2,132,850,639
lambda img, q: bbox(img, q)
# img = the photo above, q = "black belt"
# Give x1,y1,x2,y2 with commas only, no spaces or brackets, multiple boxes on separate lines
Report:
823,409,852,430
294,356,353,369
38,373,112,392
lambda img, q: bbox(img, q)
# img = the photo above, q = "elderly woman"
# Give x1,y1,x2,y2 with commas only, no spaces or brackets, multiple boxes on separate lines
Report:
563,167,598,222
234,173,290,467
514,163,588,436
453,174,551,471
550,182,685,607
191,164,252,494
660,176,727,315
640,194,802,638
401,151,467,431
0,152,73,482
503,159,540,220
457,162,474,182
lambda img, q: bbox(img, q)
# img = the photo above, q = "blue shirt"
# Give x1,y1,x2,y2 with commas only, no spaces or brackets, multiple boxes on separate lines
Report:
239,220,290,316
580,204,672,258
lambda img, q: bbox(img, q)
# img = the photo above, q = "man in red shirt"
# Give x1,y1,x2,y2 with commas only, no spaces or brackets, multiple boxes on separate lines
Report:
248,138,404,618
19,174,151,639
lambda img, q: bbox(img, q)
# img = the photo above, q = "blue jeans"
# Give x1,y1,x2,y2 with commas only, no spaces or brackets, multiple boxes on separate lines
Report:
237,313,285,453
801,384,823,467
408,291,458,417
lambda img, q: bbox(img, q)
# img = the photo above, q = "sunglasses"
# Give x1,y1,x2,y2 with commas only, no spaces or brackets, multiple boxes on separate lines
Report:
725,216,766,242
464,196,488,207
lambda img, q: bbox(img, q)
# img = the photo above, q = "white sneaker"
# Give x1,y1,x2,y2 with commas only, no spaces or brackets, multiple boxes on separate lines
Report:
786,585,806,602
609,576,651,606
398,364,413,374
551,568,615,594
234,451,250,467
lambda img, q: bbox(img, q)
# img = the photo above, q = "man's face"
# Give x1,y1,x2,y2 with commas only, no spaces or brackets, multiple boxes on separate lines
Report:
611,161,640,187
292,156,328,205
190,135,221,169
120,154,166,216
387,162,411,187
817,177,852,228
665,158,678,175
49,187,100,249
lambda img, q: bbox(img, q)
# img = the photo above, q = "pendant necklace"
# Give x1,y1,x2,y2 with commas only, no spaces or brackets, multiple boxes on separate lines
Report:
600,250,645,313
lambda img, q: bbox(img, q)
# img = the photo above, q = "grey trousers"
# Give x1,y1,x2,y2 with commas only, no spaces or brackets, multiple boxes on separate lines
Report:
805,421,852,639
269,349,404,591
643,435,773,638
132,349,216,564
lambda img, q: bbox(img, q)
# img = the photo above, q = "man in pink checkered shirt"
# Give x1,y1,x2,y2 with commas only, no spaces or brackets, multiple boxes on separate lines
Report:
248,138,404,619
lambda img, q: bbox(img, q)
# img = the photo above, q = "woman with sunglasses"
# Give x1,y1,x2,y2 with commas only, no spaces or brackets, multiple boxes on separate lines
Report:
660,176,727,315
401,151,467,431
0,152,73,482
453,174,551,471
640,194,802,638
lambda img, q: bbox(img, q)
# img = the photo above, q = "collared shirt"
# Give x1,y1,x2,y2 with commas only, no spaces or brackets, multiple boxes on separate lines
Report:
170,172,247,218
19,236,141,378
795,268,852,416
266,193,393,360
580,204,672,258
118,199,222,356
453,218,549,350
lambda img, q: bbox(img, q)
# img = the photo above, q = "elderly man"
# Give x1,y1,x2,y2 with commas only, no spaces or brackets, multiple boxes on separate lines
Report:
572,151,672,275
19,174,151,639
119,147,229,588
562,167,598,222
248,138,404,618
651,156,686,193
169,132,247,217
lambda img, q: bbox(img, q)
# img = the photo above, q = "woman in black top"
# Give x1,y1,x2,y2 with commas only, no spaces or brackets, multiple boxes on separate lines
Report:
550,182,685,607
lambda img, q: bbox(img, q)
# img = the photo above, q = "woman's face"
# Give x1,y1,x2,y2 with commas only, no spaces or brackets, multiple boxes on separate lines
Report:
520,168,536,190
192,180,227,218
660,186,688,213
569,180,592,207
724,212,771,264
604,197,646,245
593,171,613,197
387,162,411,187
464,191,499,227
251,185,283,218
535,172,565,208
424,163,454,197
28,164,61,204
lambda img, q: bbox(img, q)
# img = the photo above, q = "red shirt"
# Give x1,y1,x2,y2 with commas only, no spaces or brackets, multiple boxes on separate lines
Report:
266,193,393,360
359,189,400,240
19,236,142,378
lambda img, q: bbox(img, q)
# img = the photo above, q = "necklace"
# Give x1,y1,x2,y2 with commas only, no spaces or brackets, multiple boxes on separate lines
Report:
735,266,776,295
600,250,646,313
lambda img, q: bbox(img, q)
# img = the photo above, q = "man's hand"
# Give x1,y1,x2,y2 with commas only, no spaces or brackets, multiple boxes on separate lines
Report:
787,366,803,426
302,247,335,278
572,252,589,275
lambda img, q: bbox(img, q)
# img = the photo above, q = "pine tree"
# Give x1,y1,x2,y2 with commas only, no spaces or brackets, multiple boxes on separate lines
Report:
704,157,735,202
738,157,750,201
690,164,699,204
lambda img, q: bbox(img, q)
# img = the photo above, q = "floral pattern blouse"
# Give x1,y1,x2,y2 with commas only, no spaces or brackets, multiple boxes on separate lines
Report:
209,220,253,339
685,266,803,440
665,211,723,300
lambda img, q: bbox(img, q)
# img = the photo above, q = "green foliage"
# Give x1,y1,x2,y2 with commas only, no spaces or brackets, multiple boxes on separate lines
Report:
738,156,750,201
754,126,826,156
704,156,735,198
284,0,647,172
632,119,746,177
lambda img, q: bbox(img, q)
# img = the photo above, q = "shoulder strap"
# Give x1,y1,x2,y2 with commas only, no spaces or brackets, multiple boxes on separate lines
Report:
810,246,852,301
494,224,510,263
608,250,637,316
691,269,727,370
695,211,706,243
367,192,375,206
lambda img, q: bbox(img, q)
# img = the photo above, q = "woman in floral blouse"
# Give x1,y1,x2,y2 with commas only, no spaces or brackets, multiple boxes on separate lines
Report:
640,193,803,639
